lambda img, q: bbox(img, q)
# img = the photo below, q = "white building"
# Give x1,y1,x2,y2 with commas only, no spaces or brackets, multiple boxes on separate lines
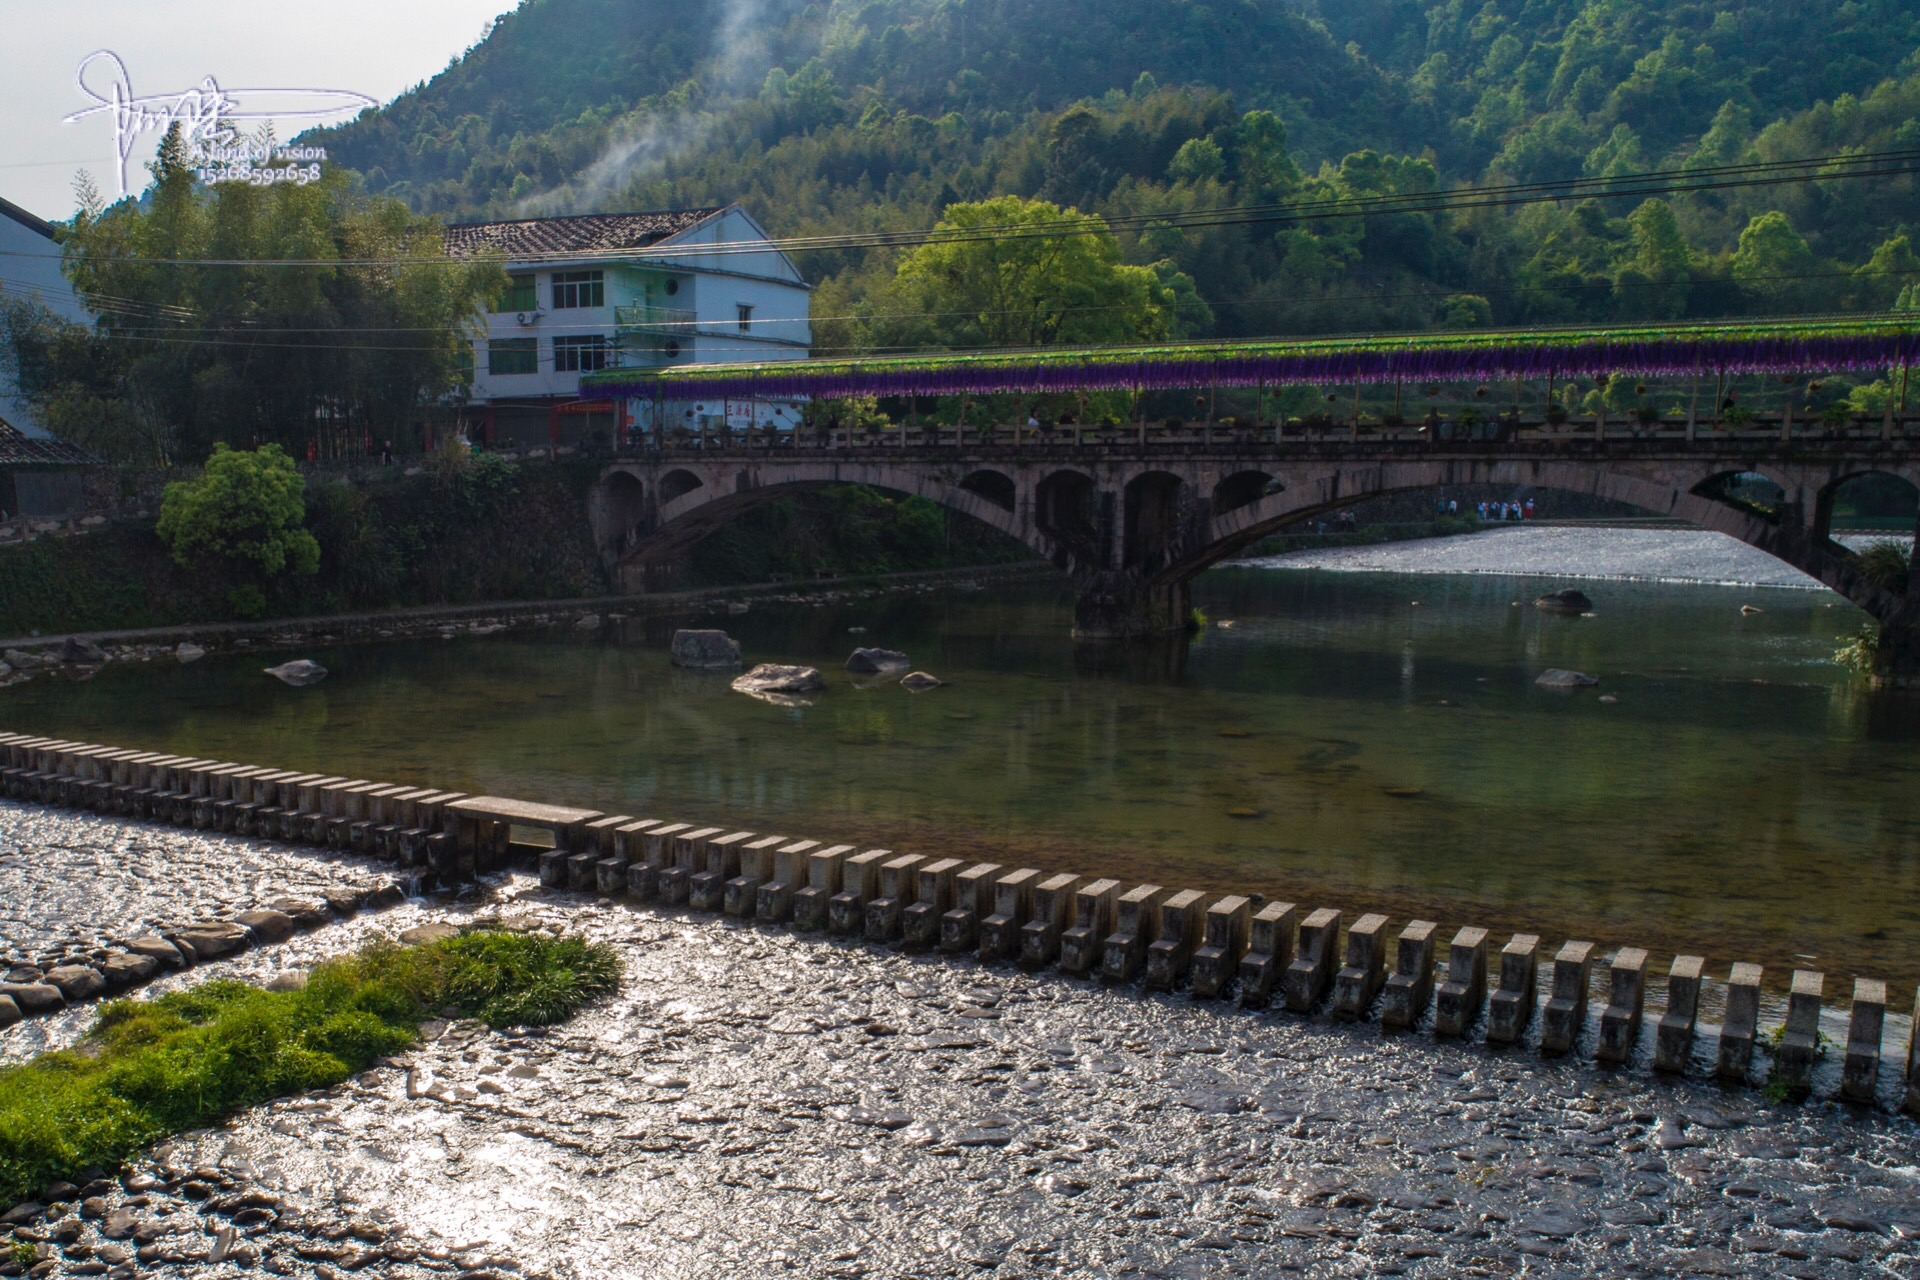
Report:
445,204,810,449
0,195,96,520
0,194,91,439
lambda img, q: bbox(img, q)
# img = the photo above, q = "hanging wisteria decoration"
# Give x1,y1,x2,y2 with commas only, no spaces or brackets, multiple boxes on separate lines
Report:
583,318,1920,403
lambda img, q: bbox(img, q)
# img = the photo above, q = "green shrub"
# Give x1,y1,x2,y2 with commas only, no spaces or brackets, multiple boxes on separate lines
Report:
1854,541,1910,594
0,928,620,1206
1835,623,1879,675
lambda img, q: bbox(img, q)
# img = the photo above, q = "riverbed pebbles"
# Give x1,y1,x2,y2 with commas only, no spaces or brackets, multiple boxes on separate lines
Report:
2,803,1917,1277
6,855,1916,1277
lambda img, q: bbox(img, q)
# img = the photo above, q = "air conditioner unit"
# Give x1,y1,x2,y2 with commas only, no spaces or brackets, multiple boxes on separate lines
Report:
515,310,541,327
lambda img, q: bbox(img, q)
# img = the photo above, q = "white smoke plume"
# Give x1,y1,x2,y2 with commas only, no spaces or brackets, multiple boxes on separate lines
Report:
517,0,785,215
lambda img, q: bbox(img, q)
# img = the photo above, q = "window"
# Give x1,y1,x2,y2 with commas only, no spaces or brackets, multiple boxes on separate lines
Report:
487,338,538,376
551,270,604,309
737,304,754,332
496,274,537,312
553,335,611,373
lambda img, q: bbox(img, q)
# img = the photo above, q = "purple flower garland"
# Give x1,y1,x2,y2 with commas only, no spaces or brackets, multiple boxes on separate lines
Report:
584,326,1920,402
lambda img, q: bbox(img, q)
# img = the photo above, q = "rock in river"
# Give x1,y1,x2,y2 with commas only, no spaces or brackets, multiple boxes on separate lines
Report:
61,635,107,665
44,963,107,1001
176,642,207,662
1536,668,1600,689
97,952,159,988
170,921,251,960
1534,588,1594,613
0,981,64,1013
399,922,461,947
900,671,945,691
670,629,743,668
125,935,186,969
732,663,826,705
264,659,327,686
234,909,297,944
846,647,912,675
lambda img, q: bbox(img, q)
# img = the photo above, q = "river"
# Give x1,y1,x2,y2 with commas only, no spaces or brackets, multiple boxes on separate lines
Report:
4,525,1918,1278
3,526,1914,987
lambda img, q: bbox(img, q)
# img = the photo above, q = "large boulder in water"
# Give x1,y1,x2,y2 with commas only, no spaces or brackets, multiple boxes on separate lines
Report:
43,964,106,1002
169,921,250,960
264,659,327,686
900,671,945,691
732,663,826,706
671,629,743,668
97,952,158,989
1535,668,1599,690
846,647,912,675
0,981,63,1013
1534,589,1594,614
733,663,826,695
61,636,107,665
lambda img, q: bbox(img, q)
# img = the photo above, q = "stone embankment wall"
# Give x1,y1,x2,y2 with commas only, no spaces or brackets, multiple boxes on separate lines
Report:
2,730,1915,1115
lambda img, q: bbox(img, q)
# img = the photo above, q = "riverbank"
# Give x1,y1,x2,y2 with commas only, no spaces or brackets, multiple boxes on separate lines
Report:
0,561,1054,679
2,807,1914,1279
0,927,621,1208
0,459,1036,637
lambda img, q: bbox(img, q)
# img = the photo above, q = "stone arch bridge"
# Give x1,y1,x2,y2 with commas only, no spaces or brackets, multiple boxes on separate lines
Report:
588,436,1920,665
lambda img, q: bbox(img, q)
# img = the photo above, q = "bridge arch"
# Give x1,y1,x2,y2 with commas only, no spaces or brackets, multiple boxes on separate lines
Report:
959,468,1016,512
1819,468,1920,518
1034,469,1100,568
660,468,704,504
1689,469,1788,525
588,468,649,560
1213,469,1279,516
1186,456,1911,627
600,460,1060,590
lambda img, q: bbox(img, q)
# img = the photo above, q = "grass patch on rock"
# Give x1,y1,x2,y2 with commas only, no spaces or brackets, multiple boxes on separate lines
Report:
0,927,620,1208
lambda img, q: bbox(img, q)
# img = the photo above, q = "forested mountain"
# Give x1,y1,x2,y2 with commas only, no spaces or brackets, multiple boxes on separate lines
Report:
307,0,1920,344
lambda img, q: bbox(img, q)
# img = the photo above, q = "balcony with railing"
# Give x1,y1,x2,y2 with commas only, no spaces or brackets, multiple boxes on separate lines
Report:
613,305,696,335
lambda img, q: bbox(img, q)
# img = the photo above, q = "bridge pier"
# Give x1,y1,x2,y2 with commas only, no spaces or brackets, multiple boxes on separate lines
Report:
1072,572,1192,638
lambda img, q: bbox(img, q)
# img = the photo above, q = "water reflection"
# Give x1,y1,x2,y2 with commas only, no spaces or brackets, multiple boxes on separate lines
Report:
3,555,1914,985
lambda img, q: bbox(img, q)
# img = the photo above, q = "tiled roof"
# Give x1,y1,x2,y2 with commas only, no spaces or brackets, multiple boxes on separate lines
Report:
445,208,725,260
0,417,97,465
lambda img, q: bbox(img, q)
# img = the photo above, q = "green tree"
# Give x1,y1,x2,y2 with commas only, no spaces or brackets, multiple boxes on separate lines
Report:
1434,294,1493,328
1854,234,1920,307
1233,110,1300,197
1168,137,1226,184
156,443,320,616
1730,210,1816,306
30,135,503,465
1616,198,1692,316
894,196,1183,347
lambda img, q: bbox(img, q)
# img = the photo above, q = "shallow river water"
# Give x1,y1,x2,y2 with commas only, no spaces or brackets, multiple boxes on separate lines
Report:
3,527,1915,987
2,812,1917,1280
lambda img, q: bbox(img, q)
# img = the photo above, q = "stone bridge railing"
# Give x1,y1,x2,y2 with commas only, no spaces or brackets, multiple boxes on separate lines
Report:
4,730,1915,1115
624,412,1920,456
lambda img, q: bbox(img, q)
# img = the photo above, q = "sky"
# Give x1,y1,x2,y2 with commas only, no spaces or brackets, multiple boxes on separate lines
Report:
0,0,518,221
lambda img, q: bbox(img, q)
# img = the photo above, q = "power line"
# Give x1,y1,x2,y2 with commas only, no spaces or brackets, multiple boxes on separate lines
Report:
0,148,1913,271
19,263,1917,350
